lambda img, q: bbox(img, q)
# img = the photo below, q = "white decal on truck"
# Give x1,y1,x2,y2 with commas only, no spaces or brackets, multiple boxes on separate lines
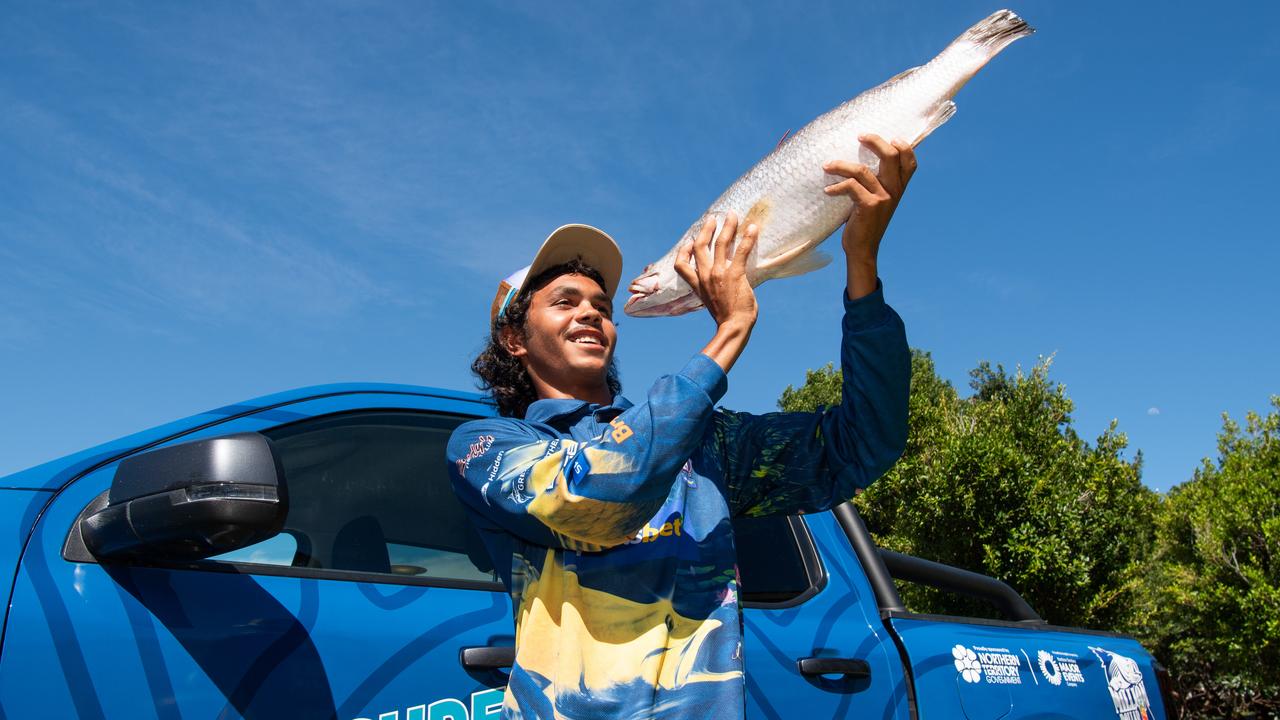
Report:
1038,650,1062,685
354,688,504,720
952,644,1023,685
953,644,982,683
1089,647,1151,720
1041,650,1087,687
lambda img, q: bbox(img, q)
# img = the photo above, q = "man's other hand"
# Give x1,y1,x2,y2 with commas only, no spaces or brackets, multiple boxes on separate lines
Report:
823,134,918,299
675,211,760,373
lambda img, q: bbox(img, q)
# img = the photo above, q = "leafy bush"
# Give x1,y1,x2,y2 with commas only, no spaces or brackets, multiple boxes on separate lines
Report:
779,350,1156,629
781,352,1280,716
1132,398,1280,717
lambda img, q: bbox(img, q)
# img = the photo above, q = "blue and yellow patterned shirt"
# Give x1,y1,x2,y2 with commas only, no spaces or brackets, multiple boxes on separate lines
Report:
447,282,910,719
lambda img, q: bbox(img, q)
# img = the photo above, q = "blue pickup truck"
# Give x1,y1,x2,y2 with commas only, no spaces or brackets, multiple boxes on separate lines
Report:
0,383,1173,719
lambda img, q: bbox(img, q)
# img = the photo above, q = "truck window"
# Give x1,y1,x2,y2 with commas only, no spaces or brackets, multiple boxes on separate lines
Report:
209,411,501,588
205,410,823,603
733,514,824,606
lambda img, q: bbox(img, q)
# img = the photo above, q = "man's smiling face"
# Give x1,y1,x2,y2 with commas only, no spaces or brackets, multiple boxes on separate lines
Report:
509,272,618,395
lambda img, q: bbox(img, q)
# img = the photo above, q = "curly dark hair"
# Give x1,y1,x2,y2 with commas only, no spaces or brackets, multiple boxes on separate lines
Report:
472,259,622,418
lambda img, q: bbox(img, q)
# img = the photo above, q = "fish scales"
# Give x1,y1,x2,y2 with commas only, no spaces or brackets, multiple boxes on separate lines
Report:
625,9,1033,317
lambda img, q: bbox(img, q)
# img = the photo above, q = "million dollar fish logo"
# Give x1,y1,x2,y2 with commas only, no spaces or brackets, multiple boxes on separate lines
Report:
1089,647,1151,720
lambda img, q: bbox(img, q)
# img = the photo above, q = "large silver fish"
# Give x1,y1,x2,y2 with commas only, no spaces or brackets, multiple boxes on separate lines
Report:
624,9,1033,317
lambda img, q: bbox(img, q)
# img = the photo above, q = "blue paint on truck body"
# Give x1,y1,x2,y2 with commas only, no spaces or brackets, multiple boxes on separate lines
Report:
0,384,1169,719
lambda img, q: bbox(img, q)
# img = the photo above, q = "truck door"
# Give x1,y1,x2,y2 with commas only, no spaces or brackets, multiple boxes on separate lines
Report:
735,512,911,720
0,393,514,720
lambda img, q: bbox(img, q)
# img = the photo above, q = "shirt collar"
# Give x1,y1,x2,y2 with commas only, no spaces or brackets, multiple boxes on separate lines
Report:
524,395,634,425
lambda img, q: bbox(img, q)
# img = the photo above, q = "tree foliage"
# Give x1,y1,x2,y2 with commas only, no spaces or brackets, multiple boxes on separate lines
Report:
781,352,1280,716
1132,398,1280,717
779,350,1156,629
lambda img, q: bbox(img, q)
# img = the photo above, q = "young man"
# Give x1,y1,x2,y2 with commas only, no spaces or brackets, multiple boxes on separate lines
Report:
447,136,915,719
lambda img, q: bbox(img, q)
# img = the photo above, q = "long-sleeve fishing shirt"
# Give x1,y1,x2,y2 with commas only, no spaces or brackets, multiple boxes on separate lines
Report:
446,281,910,720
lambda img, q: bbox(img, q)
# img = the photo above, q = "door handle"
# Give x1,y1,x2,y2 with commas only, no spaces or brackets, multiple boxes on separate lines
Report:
460,646,515,670
797,657,871,679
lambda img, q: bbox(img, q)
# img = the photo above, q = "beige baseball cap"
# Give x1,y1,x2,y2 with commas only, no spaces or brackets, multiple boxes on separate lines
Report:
490,224,623,323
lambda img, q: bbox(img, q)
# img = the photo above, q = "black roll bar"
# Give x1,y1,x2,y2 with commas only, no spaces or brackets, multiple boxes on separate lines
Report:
877,549,1043,623
833,502,1044,623
833,503,906,613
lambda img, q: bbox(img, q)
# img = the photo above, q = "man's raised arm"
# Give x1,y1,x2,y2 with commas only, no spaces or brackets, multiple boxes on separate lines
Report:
718,134,917,516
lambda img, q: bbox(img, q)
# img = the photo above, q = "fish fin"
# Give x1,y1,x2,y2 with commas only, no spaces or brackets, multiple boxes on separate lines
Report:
776,128,792,149
911,100,956,148
758,247,833,280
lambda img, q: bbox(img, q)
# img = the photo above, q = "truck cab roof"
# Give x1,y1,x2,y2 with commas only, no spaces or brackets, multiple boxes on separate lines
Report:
1,382,493,491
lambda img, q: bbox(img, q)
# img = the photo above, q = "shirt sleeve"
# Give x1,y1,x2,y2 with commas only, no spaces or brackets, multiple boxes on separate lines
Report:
714,280,911,518
447,355,728,550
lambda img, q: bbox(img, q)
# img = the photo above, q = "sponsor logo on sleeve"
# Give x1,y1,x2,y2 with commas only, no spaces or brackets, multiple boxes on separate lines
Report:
626,514,684,545
541,438,562,485
952,644,1024,685
486,439,571,505
562,445,592,489
455,434,495,475
507,469,533,504
478,451,506,506
609,417,633,443
1089,647,1152,720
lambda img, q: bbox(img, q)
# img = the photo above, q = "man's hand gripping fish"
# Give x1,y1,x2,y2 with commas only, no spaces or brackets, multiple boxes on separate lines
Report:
624,9,1034,317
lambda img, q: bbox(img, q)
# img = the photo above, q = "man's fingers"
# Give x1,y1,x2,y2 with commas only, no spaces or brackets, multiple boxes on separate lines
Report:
858,134,901,194
714,212,738,269
823,160,887,199
678,238,696,267
673,241,702,292
673,260,700,291
892,139,917,185
692,215,716,277
823,176,877,205
732,223,759,268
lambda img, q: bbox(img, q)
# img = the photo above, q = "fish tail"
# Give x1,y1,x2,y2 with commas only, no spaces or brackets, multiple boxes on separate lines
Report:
958,9,1035,56
931,9,1034,100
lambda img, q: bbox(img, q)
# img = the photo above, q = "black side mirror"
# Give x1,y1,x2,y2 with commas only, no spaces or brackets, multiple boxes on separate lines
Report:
79,433,288,561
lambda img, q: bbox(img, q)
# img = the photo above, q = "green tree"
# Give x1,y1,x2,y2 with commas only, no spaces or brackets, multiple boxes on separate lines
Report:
1133,398,1280,717
779,350,1156,629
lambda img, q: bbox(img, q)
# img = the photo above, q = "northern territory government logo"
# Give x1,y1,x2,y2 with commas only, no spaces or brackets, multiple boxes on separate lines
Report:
1089,647,1151,720
952,644,1023,685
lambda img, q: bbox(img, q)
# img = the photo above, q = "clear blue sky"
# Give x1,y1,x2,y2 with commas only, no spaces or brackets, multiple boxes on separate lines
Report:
2,1,1277,492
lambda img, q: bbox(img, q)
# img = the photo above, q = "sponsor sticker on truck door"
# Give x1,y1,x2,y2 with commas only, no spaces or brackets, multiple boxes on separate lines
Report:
1090,647,1152,720
951,644,1024,685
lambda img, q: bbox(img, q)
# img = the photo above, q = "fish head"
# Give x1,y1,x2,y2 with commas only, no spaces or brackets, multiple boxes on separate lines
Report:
623,262,705,317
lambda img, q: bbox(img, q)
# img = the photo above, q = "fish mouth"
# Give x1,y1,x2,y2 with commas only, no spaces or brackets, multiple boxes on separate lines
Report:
624,292,704,318
628,269,661,296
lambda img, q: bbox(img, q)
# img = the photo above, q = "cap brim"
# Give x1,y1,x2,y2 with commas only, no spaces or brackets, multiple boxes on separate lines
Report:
526,224,623,299
489,224,623,324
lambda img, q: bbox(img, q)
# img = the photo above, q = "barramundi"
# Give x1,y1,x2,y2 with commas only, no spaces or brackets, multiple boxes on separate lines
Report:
624,9,1033,317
